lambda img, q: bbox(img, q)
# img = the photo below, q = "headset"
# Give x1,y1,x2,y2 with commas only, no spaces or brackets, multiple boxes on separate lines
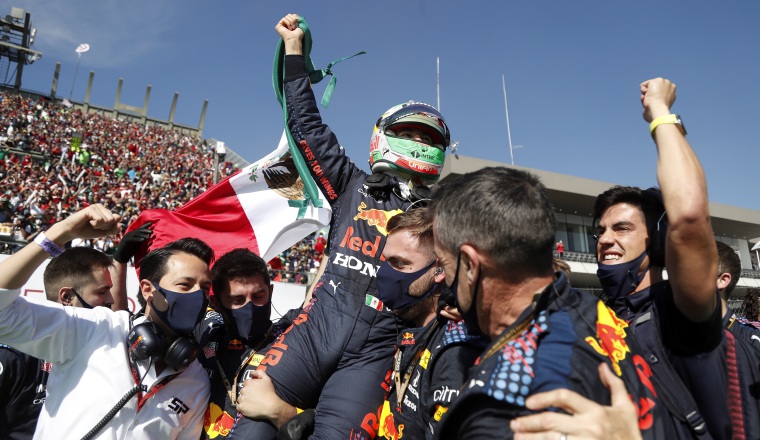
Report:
643,188,668,268
127,317,199,372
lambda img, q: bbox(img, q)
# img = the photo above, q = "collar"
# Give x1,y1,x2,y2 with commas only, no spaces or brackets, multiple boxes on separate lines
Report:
619,285,656,314
396,316,438,349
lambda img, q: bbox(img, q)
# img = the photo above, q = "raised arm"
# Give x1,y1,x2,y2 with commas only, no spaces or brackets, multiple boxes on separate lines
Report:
110,222,153,312
0,204,121,291
641,78,717,322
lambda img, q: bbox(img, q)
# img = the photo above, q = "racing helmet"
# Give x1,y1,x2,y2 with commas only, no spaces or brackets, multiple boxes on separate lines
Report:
369,101,450,183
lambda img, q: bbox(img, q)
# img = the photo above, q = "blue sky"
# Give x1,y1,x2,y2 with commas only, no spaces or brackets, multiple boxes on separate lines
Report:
8,1,760,210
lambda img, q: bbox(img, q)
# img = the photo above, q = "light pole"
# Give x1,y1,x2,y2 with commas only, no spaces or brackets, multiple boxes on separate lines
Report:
213,141,226,185
502,75,524,166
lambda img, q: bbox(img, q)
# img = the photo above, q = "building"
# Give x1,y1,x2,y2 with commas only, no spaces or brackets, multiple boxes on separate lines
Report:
439,155,760,315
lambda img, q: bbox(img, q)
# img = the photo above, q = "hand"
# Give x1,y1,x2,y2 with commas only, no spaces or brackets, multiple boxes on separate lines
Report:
112,221,153,263
640,77,676,123
510,363,643,440
46,204,121,245
237,371,297,428
275,14,304,55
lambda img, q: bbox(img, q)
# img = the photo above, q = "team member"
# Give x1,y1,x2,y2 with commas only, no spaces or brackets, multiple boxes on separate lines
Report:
430,167,665,440
0,204,212,439
592,78,724,438
371,207,486,440
197,248,298,439
248,14,453,438
716,240,760,439
0,247,114,439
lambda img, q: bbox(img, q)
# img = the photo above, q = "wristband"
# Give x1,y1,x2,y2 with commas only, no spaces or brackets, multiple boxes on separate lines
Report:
649,114,686,137
34,231,65,257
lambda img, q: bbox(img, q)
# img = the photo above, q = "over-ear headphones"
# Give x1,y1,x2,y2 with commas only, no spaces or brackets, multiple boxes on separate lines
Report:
127,320,199,371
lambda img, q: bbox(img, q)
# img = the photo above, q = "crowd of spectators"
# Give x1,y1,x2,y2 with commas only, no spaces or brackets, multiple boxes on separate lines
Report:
0,91,235,253
0,91,329,285
267,231,327,284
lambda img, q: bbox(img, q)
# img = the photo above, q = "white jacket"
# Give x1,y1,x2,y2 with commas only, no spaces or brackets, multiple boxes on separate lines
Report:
0,289,210,439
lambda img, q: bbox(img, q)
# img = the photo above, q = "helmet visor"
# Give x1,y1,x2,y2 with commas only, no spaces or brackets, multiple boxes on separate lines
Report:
382,104,450,148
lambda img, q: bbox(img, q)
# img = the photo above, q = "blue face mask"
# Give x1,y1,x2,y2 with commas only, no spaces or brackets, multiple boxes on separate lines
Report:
220,300,272,343
151,282,208,337
597,251,649,303
376,260,438,311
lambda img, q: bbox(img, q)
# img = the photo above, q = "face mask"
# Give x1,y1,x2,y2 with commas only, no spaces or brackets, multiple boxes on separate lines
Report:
70,288,94,309
151,282,208,337
448,252,484,337
597,251,649,303
220,300,272,343
376,260,437,310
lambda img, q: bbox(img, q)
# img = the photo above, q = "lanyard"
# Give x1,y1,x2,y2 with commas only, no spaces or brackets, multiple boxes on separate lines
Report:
128,355,179,412
215,324,273,407
393,320,440,411
478,289,551,363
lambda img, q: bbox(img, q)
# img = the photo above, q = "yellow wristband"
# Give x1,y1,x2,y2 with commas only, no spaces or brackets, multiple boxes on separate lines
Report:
649,114,686,136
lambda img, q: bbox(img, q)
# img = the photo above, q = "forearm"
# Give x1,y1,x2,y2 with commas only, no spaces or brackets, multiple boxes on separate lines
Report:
0,221,72,290
110,261,129,312
271,403,299,430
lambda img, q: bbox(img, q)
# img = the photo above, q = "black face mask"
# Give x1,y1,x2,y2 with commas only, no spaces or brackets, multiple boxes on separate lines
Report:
448,252,484,337
376,260,438,311
220,300,272,344
70,288,94,309
597,251,649,303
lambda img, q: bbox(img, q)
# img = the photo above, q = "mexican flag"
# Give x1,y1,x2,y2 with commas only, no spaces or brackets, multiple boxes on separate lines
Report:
127,131,332,267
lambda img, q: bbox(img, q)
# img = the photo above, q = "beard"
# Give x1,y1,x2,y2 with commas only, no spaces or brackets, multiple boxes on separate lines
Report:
393,293,438,327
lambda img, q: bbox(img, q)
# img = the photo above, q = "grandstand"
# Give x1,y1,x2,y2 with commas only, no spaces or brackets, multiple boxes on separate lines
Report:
0,82,245,253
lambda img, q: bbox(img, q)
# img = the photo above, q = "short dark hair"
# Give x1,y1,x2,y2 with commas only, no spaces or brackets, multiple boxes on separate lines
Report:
593,186,665,241
386,207,434,257
592,186,667,266
137,238,214,308
43,248,112,302
432,167,555,277
212,248,270,297
716,241,741,297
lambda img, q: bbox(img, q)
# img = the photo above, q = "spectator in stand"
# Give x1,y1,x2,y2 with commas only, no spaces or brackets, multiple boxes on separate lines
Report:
744,291,760,321
556,239,565,258
0,90,238,254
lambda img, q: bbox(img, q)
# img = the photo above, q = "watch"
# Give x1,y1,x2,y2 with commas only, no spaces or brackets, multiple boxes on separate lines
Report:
649,114,687,137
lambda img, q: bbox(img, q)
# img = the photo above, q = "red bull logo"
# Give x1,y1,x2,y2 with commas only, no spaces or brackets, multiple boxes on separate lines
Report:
227,339,244,351
203,402,236,438
378,401,404,440
353,202,403,236
401,332,415,346
585,301,631,375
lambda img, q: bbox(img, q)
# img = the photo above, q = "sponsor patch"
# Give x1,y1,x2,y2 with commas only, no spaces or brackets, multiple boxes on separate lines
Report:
203,341,218,359
433,404,448,421
419,349,431,369
366,294,384,311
